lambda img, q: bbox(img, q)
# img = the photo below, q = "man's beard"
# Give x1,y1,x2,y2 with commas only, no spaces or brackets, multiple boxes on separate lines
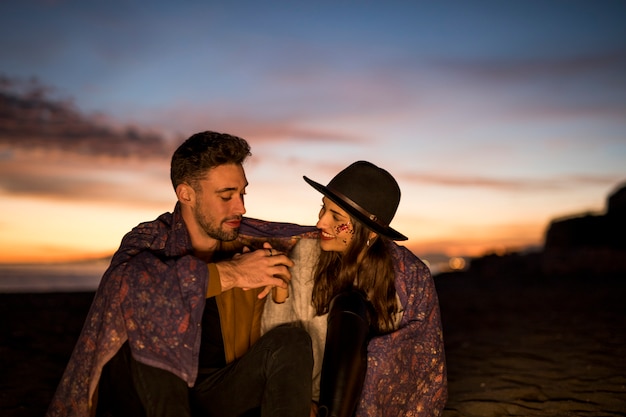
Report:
194,204,239,242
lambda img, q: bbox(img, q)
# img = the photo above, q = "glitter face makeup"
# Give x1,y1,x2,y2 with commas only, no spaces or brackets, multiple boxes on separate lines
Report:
335,223,354,245
335,223,352,234
317,197,355,253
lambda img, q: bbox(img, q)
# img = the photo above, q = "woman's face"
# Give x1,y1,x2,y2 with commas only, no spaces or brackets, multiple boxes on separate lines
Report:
316,197,354,253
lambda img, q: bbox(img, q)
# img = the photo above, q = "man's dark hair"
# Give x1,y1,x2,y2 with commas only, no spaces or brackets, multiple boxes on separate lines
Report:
170,131,251,190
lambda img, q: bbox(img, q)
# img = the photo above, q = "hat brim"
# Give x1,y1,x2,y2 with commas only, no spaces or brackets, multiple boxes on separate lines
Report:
304,176,408,241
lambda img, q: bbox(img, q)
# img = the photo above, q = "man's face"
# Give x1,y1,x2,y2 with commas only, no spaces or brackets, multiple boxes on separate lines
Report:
192,163,248,242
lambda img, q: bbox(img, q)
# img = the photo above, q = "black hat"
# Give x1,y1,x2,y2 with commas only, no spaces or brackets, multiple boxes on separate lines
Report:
304,161,408,241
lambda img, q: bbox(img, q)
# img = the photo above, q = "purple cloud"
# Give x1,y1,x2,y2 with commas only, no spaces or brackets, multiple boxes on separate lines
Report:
0,75,173,159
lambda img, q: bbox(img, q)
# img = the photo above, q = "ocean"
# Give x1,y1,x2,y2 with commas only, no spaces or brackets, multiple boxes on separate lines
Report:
0,257,450,293
0,259,110,292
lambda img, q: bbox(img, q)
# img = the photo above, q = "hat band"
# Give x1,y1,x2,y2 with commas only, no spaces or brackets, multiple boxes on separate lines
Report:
327,186,388,228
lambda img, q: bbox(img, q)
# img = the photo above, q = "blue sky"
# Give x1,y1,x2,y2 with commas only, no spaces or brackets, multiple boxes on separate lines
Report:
1,0,625,265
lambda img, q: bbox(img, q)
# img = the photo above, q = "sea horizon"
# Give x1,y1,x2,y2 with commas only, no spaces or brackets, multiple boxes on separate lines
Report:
0,259,110,293
0,255,457,293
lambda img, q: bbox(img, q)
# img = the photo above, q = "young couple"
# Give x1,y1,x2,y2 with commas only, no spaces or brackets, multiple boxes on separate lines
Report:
46,131,447,417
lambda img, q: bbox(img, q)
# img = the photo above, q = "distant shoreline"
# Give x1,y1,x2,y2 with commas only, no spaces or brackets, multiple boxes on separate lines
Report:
0,260,108,293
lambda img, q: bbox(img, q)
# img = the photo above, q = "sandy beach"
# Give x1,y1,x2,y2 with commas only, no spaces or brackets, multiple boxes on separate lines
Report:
1,271,625,416
436,271,626,416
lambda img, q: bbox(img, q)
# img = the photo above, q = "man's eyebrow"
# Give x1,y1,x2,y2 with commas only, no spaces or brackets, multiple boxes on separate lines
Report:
216,183,248,193
216,187,237,193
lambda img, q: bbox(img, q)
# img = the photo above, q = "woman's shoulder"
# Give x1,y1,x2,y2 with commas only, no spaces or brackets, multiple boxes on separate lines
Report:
387,242,427,270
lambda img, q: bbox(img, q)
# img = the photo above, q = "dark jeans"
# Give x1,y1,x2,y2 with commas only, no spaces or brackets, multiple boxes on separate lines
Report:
96,325,313,417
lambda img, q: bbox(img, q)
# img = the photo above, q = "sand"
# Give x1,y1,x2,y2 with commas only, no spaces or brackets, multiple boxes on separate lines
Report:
1,272,625,416
436,273,626,416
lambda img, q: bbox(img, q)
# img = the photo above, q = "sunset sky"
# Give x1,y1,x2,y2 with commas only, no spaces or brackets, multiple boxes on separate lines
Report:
1,1,625,266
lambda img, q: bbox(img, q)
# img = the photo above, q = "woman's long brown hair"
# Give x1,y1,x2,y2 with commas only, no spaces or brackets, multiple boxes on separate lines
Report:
311,218,398,334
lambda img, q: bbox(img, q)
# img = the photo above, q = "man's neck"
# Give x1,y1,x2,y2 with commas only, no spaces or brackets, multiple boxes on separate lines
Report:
179,206,220,260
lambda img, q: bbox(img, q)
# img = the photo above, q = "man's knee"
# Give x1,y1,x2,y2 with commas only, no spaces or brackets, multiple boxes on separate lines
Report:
264,325,313,362
273,324,311,343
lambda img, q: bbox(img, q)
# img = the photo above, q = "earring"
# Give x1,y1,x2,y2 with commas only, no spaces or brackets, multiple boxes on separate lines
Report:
366,239,370,247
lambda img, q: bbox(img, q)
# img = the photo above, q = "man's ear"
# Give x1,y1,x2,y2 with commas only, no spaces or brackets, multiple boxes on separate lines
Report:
176,183,195,206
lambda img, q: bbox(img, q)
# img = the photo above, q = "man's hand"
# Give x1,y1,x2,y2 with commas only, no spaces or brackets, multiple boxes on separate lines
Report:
215,242,294,298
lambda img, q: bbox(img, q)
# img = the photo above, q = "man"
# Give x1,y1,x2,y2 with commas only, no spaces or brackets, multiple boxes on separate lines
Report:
46,131,318,417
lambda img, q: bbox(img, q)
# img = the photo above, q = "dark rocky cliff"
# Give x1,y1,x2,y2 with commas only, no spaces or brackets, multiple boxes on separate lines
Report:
542,182,626,277
448,182,626,280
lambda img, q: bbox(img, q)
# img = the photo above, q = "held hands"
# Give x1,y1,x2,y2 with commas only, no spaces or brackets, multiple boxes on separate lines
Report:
215,242,294,299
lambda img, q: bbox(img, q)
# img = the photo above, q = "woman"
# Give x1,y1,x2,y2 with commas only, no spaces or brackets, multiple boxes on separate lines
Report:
262,161,447,417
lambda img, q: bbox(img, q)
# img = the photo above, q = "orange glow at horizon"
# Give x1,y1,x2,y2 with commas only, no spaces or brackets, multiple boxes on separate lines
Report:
0,159,610,265
0,193,548,264
0,248,113,264
0,236,546,264
0,194,171,264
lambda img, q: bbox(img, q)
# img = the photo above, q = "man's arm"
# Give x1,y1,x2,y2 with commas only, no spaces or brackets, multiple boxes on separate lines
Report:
214,242,294,298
